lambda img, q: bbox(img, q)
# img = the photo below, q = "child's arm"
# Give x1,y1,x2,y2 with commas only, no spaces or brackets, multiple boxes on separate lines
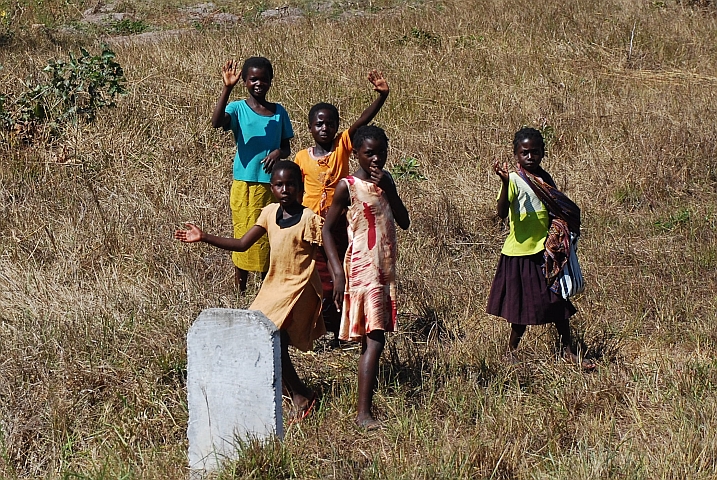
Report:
369,167,410,230
174,222,267,252
493,160,510,219
211,60,242,130
347,70,390,138
322,182,351,310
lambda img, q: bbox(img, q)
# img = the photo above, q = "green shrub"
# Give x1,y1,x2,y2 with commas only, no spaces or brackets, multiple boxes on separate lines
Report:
109,18,149,35
2,46,126,140
391,156,426,181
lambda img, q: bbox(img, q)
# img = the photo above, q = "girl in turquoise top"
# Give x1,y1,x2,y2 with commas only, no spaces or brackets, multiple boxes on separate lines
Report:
211,57,294,291
487,128,594,369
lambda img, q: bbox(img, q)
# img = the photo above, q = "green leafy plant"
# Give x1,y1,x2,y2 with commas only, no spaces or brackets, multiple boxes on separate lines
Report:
399,27,441,47
654,208,691,232
109,18,148,35
391,156,425,181
3,46,126,140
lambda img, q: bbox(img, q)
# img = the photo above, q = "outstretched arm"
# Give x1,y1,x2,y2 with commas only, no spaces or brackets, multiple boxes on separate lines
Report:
174,222,267,252
369,168,410,230
322,182,351,310
493,159,510,219
211,59,242,130
347,70,390,138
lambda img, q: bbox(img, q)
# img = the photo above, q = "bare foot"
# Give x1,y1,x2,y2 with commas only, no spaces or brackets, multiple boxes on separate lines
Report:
288,393,316,424
356,415,383,431
503,351,520,365
563,351,596,371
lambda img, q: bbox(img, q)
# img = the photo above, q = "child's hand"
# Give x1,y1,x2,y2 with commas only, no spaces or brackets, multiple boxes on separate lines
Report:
174,223,204,243
369,165,394,191
261,150,280,173
368,70,389,96
221,59,242,87
332,275,345,312
493,159,510,182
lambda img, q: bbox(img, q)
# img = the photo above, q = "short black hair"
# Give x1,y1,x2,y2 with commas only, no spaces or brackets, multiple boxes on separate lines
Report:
513,127,545,154
271,160,304,188
308,102,339,126
352,125,388,150
241,57,274,80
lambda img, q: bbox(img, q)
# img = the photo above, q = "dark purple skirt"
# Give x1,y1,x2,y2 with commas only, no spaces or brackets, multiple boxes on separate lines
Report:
486,252,576,325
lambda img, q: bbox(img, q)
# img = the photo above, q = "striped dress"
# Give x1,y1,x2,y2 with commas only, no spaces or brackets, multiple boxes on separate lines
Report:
338,176,398,341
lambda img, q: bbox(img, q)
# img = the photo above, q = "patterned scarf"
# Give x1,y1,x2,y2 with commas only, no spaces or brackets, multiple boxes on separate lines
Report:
517,166,581,291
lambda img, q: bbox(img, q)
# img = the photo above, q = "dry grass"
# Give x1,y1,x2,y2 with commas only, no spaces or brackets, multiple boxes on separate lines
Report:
2,0,717,478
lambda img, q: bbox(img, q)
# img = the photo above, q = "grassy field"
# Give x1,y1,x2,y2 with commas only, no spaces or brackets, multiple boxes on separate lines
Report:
2,0,717,478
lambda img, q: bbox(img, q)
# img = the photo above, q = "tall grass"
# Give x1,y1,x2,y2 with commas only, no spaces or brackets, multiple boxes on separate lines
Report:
2,0,717,477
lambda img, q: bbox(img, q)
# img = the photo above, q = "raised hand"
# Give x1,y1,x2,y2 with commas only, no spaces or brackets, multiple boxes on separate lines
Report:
367,69,389,96
221,59,242,87
174,223,204,243
493,159,510,182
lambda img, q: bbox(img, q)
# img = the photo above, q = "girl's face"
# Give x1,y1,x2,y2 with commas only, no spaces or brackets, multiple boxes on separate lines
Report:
309,109,339,146
355,137,388,174
243,66,272,100
270,169,303,208
514,137,544,173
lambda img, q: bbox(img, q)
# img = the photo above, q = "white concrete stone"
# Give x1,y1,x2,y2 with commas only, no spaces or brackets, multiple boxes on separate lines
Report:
187,308,282,473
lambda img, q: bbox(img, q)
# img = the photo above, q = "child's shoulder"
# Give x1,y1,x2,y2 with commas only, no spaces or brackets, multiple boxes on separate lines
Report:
225,98,246,112
537,168,556,187
272,101,288,114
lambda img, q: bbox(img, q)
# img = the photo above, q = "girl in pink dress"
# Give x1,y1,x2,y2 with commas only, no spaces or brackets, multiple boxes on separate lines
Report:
322,125,410,429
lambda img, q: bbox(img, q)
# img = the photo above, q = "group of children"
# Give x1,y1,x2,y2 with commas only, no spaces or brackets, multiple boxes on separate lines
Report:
174,56,591,430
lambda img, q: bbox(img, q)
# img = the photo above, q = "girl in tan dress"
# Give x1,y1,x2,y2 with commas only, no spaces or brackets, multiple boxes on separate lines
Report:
175,161,324,420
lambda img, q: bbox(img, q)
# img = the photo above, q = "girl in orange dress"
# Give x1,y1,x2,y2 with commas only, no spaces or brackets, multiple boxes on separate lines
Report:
294,70,389,341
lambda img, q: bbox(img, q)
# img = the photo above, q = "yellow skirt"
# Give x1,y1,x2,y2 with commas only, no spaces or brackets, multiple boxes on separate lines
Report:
230,180,274,272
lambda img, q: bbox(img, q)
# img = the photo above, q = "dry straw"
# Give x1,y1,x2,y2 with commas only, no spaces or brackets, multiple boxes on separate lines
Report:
2,0,717,478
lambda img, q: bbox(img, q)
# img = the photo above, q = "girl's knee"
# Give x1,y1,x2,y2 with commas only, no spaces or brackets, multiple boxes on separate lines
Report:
361,330,385,355
367,330,385,347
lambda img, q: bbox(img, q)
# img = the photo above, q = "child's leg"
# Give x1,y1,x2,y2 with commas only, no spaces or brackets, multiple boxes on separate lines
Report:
280,331,314,410
508,324,527,351
554,318,573,354
555,318,594,369
234,268,267,292
234,267,248,291
357,330,385,428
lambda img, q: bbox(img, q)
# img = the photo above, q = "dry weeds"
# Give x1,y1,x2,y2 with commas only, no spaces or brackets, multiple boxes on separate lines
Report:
2,0,717,478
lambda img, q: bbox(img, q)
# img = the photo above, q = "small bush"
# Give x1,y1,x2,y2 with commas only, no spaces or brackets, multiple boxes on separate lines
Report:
2,46,126,141
109,18,149,35
391,156,426,181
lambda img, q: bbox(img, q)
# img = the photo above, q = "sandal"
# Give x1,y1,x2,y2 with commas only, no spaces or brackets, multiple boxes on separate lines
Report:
288,394,317,425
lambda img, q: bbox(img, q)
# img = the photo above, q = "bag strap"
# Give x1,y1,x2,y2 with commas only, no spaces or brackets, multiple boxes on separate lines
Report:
517,167,581,235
